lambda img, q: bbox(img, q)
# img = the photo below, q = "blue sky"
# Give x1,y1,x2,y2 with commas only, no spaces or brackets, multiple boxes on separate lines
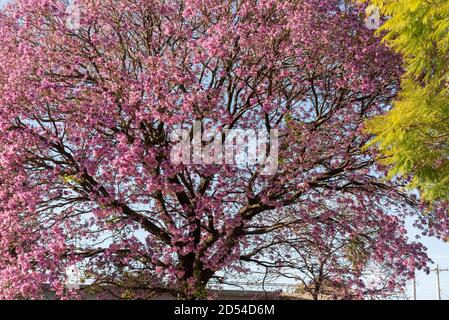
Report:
1,0,449,299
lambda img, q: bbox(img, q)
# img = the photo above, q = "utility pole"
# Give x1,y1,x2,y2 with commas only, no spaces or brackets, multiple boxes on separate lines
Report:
432,265,449,300
436,265,441,300
413,275,417,300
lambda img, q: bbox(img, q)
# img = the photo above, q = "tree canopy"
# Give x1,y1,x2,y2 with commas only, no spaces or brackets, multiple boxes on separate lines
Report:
0,0,445,300
365,0,449,201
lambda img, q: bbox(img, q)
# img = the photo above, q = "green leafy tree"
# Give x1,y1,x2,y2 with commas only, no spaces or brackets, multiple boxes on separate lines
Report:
365,0,449,201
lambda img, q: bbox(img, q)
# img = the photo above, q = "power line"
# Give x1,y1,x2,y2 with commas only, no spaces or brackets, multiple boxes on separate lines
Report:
432,265,449,300
414,265,449,300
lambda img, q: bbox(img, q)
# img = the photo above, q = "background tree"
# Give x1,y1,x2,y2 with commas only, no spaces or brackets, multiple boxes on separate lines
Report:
0,0,440,299
364,0,449,202
261,204,419,300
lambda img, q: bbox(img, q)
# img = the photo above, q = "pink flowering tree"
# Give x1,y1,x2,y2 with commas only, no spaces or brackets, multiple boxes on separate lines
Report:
0,0,442,299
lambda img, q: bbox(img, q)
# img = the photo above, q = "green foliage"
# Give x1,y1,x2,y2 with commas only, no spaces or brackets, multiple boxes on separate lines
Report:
371,0,449,83
61,173,82,185
345,236,369,270
364,0,449,201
